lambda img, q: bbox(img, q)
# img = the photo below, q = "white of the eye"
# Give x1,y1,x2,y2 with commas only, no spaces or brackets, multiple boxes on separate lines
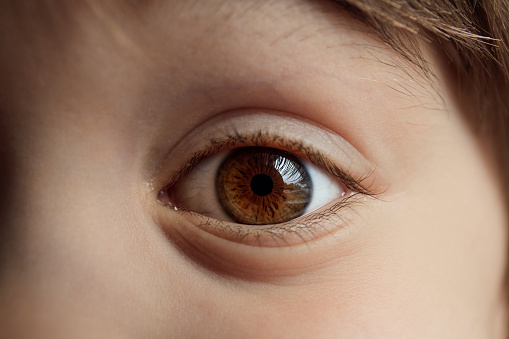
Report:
174,151,232,219
302,161,345,214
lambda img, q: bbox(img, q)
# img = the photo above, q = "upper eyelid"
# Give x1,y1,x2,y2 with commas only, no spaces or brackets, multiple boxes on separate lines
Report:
150,110,381,195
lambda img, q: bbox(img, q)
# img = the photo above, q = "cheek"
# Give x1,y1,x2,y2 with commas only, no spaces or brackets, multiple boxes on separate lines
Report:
209,115,507,337
349,113,508,335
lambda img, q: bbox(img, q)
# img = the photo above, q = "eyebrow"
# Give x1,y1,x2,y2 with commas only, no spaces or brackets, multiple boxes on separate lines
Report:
26,0,432,94
148,0,434,95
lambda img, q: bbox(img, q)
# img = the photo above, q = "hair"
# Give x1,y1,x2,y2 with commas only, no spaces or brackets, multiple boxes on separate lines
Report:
336,0,509,326
335,0,509,206
4,1,508,196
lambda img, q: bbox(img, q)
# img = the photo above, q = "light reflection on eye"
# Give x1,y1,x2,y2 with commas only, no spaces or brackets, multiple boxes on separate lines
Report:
159,146,347,225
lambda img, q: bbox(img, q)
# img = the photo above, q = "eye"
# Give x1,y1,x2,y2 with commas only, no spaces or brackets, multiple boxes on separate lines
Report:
152,111,378,249
159,146,347,225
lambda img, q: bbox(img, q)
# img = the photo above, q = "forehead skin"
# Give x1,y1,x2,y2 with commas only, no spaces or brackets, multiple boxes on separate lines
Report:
0,0,507,338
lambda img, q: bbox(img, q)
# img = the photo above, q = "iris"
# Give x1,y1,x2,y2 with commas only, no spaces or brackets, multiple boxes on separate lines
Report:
215,147,312,224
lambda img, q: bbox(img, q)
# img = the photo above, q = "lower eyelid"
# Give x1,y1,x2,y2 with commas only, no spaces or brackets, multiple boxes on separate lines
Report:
169,194,364,247
154,194,368,279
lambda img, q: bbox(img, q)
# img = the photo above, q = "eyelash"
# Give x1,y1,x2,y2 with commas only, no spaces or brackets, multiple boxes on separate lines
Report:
157,128,376,246
193,193,362,247
162,129,374,195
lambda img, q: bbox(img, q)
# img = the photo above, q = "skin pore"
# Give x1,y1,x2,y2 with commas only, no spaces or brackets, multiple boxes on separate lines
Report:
0,0,506,338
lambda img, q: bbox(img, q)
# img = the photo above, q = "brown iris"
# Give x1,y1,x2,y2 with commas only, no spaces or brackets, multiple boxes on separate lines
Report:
215,147,312,224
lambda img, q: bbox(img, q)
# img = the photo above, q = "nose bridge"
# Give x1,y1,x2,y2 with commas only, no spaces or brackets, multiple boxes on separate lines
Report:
0,117,114,269
0,96,147,272
0,113,164,334
0,128,21,275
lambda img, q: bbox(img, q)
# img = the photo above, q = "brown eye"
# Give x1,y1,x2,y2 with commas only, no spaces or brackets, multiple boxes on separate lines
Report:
160,145,346,226
215,148,311,224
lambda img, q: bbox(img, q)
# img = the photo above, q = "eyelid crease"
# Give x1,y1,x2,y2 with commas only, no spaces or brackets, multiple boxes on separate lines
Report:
162,129,377,197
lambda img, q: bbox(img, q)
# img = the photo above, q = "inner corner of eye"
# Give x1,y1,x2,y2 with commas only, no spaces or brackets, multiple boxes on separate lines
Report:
157,186,173,207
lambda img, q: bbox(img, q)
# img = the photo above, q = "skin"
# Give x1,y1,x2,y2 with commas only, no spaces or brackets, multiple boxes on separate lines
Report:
0,1,506,338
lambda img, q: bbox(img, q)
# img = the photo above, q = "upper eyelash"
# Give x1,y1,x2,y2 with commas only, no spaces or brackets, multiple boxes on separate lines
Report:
164,129,377,196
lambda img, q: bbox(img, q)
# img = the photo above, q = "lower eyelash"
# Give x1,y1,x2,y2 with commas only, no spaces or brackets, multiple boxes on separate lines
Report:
180,193,364,247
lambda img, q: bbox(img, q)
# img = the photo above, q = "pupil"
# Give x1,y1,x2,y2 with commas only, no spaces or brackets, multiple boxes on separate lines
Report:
250,174,273,196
